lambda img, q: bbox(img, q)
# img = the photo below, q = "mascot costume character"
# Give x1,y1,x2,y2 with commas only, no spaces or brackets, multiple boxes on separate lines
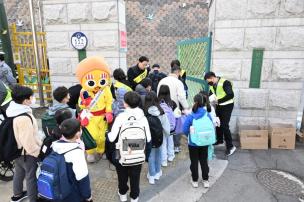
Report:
76,56,113,163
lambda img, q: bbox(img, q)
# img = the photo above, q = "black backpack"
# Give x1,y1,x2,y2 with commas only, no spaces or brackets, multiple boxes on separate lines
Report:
0,113,33,162
146,115,163,148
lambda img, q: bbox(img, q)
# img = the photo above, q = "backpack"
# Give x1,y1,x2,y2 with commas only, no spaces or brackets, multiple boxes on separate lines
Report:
189,113,216,146
38,135,57,161
117,116,147,166
160,101,176,132
41,112,57,136
37,147,79,200
149,72,166,92
146,114,163,148
0,113,32,162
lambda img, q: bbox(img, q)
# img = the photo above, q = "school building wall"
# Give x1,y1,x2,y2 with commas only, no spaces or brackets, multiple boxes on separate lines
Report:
209,0,304,134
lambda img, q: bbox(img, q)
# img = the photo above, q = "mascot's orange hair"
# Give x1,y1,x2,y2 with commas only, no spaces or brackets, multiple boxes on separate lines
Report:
75,56,110,82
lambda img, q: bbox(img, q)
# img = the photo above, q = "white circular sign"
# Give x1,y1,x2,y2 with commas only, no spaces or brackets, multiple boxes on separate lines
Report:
71,32,88,50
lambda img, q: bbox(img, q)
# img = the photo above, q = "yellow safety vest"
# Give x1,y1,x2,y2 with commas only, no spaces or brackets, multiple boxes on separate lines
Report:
210,78,234,106
114,81,132,92
1,83,12,106
180,69,186,77
133,69,147,84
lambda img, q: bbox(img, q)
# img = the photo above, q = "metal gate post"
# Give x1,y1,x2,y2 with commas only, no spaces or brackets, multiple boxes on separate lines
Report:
0,0,16,77
29,0,45,106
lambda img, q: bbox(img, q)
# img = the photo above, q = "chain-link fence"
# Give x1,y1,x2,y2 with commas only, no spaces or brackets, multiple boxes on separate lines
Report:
177,36,212,104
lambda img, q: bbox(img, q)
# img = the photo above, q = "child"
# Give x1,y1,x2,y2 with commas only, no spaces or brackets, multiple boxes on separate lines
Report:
48,86,76,118
199,91,220,127
112,68,132,117
183,93,215,189
108,91,151,202
135,77,152,108
144,92,170,184
157,85,177,167
51,119,92,202
6,85,42,202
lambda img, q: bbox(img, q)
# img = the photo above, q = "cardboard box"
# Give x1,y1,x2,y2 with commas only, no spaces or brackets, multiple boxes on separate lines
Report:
239,125,268,150
269,124,296,150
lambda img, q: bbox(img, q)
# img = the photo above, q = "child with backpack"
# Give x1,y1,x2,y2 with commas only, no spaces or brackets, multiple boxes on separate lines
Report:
157,85,177,167
183,93,216,189
42,86,76,136
39,108,78,161
107,91,151,202
112,68,132,117
38,118,92,202
4,85,42,202
144,92,170,185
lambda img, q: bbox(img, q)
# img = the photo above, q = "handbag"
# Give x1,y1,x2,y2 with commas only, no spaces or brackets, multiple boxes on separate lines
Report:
175,115,186,134
81,127,97,150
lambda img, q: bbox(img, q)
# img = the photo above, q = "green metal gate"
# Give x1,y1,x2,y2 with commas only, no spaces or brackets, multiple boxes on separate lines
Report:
177,35,212,104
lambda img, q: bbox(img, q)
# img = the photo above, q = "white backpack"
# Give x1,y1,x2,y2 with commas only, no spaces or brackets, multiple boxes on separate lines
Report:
116,116,147,166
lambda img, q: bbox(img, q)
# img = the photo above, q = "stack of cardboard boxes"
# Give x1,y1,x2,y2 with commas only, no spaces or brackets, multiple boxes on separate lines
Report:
239,124,296,150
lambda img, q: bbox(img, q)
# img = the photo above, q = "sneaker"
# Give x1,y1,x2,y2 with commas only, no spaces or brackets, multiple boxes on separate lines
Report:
161,161,168,167
118,191,128,202
203,180,210,188
147,173,155,185
226,146,236,156
174,147,181,153
191,180,198,188
155,170,162,180
87,154,96,163
131,197,139,202
168,156,175,162
11,191,27,202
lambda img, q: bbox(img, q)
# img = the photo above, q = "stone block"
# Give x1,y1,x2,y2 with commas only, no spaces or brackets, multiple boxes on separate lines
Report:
46,32,69,50
247,0,280,18
215,0,247,20
49,58,72,75
67,3,91,23
214,29,244,51
212,59,242,80
237,116,268,127
239,89,268,109
268,118,296,127
93,31,118,49
244,27,276,49
279,0,304,16
276,27,304,49
241,59,272,81
269,90,301,110
43,4,67,25
272,59,304,81
92,2,117,22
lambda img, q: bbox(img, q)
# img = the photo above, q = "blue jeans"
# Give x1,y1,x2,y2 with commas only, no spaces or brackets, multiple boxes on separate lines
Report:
148,148,161,177
161,135,175,163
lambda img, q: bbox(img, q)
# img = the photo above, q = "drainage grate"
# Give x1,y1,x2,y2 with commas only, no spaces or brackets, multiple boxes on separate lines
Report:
256,169,304,197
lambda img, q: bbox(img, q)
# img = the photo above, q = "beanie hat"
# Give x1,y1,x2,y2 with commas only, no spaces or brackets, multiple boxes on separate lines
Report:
75,56,110,82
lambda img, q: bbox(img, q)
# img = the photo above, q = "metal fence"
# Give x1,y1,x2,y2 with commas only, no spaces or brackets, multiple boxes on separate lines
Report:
177,35,212,104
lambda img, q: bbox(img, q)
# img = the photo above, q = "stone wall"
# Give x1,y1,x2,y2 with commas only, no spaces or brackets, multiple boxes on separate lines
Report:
209,0,304,134
42,0,126,89
126,0,209,70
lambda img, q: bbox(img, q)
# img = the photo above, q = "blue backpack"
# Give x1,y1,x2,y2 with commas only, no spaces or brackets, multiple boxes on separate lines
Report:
160,101,176,132
37,147,78,200
189,113,216,146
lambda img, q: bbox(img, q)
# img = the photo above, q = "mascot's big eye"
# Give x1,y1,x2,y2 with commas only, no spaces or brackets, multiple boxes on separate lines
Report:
100,79,106,86
86,80,96,87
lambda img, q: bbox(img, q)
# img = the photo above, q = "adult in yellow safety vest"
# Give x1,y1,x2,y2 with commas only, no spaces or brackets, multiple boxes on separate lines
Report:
0,80,12,118
204,71,236,156
127,56,150,90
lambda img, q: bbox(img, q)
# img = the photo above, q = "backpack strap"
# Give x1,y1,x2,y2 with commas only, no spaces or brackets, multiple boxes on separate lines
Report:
62,147,81,155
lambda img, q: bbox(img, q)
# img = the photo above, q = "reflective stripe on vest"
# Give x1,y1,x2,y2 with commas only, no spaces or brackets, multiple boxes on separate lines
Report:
133,69,147,84
1,83,12,106
210,78,234,106
114,81,132,92
180,69,185,77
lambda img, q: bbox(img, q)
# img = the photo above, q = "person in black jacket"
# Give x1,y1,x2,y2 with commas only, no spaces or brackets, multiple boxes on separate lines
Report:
204,71,236,156
148,64,167,93
127,56,150,90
